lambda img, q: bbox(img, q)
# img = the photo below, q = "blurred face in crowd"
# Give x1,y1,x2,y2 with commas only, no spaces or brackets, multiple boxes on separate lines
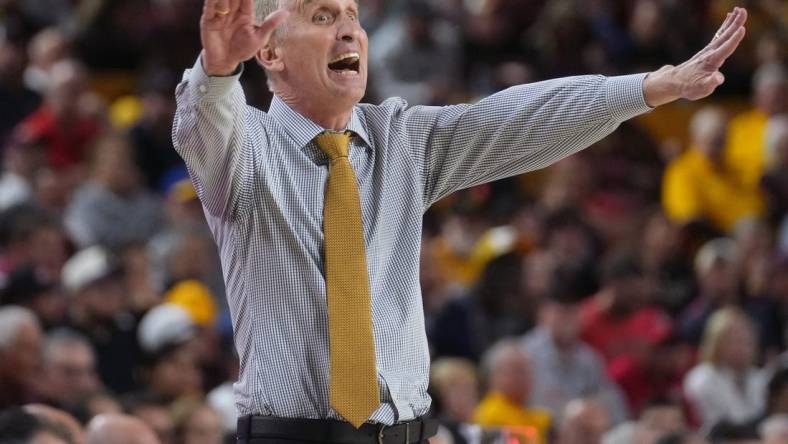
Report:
755,76,788,116
46,61,88,120
44,340,101,406
182,405,223,444
698,259,738,303
149,346,203,401
0,319,43,391
76,277,125,322
691,108,728,162
0,40,25,84
718,316,757,371
92,136,142,196
260,0,368,121
490,347,532,405
539,300,581,349
639,404,687,436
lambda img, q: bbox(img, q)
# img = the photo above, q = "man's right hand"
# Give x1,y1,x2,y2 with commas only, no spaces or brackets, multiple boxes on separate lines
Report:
200,0,289,76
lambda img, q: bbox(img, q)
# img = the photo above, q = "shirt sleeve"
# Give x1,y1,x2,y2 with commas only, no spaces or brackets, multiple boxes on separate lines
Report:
171,56,250,220
398,74,653,208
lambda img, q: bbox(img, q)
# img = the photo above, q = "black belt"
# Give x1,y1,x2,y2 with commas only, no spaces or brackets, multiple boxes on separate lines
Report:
237,416,439,444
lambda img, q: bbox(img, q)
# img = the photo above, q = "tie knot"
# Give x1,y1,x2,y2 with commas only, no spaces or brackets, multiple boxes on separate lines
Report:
315,131,352,160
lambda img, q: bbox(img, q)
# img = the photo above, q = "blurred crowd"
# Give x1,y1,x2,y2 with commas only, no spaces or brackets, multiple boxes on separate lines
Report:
1,0,788,443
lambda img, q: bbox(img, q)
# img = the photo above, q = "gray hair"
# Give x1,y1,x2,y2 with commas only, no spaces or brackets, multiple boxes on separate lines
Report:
479,338,526,382
0,306,38,350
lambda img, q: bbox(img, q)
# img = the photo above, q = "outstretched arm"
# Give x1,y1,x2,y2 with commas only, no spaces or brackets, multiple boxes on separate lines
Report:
643,7,748,107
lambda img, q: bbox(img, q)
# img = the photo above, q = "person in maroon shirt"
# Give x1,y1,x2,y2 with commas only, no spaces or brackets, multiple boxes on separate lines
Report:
16,59,100,170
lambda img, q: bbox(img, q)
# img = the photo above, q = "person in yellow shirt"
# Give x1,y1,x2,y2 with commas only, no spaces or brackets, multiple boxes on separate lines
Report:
663,106,763,233
473,339,552,444
724,63,787,190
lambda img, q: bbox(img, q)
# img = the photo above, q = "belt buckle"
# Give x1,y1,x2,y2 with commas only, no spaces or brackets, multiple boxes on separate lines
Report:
378,422,410,444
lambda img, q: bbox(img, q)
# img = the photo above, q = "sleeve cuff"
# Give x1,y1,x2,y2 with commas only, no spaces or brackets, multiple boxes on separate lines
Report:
605,73,654,122
182,55,244,102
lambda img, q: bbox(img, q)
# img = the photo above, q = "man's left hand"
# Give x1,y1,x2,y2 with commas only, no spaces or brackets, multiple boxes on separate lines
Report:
643,7,748,107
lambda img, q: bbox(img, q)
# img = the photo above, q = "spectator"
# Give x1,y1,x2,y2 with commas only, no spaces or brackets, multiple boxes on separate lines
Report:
64,132,163,250
430,357,479,423
662,106,763,233
62,246,139,395
725,63,788,191
85,413,160,444
39,329,102,411
678,238,739,345
762,115,788,225
137,304,203,404
472,339,551,444
522,279,629,423
0,204,68,284
15,59,100,170
0,266,65,330
429,357,481,444
23,28,71,94
0,306,43,409
369,0,461,105
0,133,46,211
431,252,530,360
684,308,767,432
580,255,672,365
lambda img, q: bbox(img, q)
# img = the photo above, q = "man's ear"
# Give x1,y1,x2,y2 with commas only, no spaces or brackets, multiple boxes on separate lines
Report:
256,45,284,73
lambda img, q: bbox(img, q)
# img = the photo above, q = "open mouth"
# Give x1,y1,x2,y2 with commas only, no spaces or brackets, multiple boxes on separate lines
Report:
328,52,360,75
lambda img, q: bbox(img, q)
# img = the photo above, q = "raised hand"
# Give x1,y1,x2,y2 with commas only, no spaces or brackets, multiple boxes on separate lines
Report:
200,0,289,76
643,7,748,107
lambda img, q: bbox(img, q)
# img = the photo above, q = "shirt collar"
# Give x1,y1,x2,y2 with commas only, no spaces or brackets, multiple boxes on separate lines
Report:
268,95,372,150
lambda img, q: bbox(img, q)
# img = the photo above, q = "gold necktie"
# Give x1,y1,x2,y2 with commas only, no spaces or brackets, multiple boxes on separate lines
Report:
315,131,380,428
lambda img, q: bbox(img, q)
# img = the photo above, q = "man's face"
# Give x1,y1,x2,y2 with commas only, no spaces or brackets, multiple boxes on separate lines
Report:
269,0,367,110
46,343,101,404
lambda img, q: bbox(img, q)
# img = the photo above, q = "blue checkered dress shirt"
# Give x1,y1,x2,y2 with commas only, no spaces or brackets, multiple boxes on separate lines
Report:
172,56,652,425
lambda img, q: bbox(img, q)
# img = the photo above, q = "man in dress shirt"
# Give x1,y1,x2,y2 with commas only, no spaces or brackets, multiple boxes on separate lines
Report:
173,1,749,442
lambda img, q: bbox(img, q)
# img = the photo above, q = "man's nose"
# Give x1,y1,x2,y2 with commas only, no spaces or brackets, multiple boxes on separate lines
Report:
337,17,362,42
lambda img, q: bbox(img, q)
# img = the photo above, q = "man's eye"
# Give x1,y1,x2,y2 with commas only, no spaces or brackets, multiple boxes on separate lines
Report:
313,12,333,24
348,12,358,22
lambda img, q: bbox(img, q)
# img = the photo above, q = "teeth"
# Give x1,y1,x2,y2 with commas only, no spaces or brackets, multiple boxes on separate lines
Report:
329,52,360,64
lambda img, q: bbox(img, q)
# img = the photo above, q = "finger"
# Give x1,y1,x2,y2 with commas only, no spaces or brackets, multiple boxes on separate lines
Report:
713,12,734,40
707,27,746,68
206,0,230,18
240,0,254,16
710,8,747,50
254,9,290,44
227,0,241,16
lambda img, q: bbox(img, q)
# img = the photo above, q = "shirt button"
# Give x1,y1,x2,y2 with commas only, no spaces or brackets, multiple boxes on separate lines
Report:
199,84,207,94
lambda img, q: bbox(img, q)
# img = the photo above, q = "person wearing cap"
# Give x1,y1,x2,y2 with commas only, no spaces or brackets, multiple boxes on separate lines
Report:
136,303,203,405
62,246,140,395
174,0,749,442
0,265,64,329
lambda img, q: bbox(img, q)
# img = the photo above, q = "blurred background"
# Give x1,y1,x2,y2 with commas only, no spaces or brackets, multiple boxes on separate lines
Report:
0,0,787,443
